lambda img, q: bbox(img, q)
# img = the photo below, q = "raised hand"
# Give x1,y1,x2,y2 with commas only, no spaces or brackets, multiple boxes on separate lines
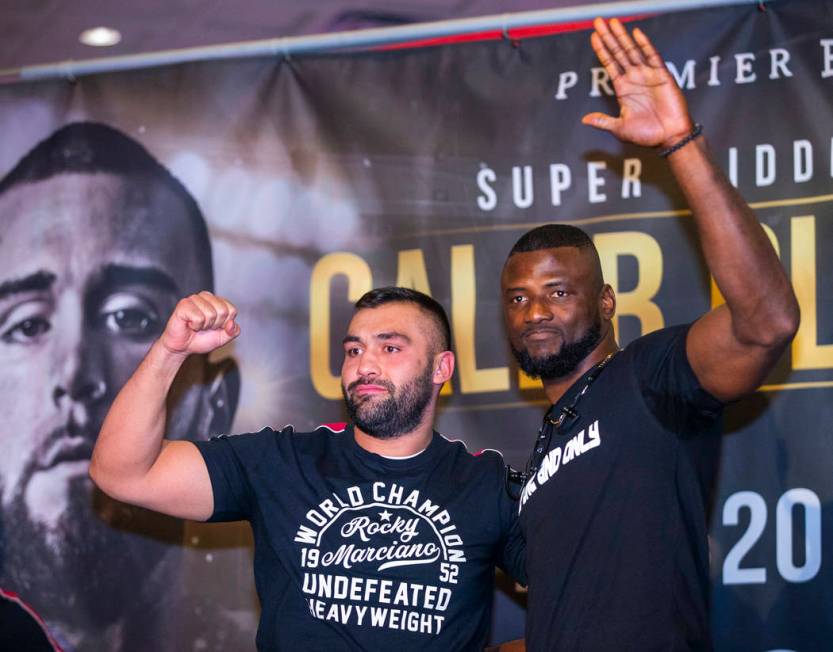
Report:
582,18,694,149
160,291,240,356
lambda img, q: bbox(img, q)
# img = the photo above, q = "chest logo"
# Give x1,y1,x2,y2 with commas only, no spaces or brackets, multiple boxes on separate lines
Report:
294,481,467,636
519,419,601,511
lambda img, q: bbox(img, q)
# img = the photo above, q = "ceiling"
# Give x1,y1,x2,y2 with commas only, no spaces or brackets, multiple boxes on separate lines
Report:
1,0,618,71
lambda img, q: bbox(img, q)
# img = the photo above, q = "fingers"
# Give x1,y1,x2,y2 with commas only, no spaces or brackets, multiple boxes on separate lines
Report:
589,30,623,81
592,18,628,76
591,18,659,75
631,26,664,69
224,319,241,338
187,293,217,330
608,18,645,67
177,291,238,333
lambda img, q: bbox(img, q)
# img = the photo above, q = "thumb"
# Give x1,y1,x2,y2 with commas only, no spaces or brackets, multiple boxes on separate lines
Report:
581,112,621,133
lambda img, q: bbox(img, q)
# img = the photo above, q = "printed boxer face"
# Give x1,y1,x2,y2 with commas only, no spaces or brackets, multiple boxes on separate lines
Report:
501,246,605,380
341,302,439,439
0,170,215,620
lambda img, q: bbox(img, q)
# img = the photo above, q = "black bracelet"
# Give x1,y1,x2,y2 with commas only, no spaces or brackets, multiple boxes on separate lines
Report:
659,123,703,158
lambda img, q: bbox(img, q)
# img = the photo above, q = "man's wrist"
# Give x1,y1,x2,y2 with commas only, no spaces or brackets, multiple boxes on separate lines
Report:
147,339,190,377
659,123,703,158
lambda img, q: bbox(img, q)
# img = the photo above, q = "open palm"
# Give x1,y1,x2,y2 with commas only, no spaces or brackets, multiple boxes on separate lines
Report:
582,18,693,149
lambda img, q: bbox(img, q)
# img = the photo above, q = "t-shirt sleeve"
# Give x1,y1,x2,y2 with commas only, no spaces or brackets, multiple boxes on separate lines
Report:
495,461,527,586
193,432,265,522
628,324,724,435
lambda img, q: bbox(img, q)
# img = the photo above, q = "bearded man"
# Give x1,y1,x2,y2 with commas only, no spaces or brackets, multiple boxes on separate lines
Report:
500,18,799,651
0,122,238,650
90,286,526,651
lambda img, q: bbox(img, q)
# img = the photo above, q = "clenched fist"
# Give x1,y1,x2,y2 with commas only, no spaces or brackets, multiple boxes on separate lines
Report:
159,291,240,356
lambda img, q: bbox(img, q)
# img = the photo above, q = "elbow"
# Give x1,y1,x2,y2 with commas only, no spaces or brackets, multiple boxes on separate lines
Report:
88,455,126,502
768,293,800,347
746,294,800,350
88,456,102,486
89,453,154,510
733,291,799,351
88,457,113,496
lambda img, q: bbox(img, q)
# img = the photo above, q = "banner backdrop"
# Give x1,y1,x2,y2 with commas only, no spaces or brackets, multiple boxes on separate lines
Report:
0,0,831,649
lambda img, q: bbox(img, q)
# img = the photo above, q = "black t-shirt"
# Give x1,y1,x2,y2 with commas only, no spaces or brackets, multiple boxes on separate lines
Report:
519,325,723,652
195,425,525,651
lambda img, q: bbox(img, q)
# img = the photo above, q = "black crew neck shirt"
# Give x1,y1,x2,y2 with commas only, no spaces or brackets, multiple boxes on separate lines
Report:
196,425,525,651
519,325,722,652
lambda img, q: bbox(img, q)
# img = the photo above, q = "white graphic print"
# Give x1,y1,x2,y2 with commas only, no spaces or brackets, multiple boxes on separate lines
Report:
519,419,602,511
294,481,466,635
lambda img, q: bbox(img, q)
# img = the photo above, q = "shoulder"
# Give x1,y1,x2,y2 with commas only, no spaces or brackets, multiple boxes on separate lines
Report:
616,323,692,380
213,422,347,443
434,437,516,524
621,323,690,361
436,433,508,476
201,422,345,456
283,422,350,454
620,324,724,424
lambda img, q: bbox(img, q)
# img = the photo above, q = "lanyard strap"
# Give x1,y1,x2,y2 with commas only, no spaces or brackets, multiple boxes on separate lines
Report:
529,350,618,478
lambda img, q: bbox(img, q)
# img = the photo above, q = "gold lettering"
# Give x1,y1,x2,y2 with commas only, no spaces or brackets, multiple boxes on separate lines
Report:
594,232,664,338
791,215,832,369
396,249,451,395
451,244,509,393
518,368,541,390
396,249,432,294
310,252,372,398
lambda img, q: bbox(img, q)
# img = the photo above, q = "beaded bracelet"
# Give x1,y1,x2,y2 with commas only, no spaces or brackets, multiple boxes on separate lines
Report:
659,123,703,158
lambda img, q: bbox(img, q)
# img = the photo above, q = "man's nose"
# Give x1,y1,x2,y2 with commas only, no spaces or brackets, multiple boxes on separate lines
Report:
356,350,381,379
525,297,554,323
52,338,108,409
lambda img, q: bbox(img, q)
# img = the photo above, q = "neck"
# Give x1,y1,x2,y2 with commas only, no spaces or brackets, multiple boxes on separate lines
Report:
353,407,436,458
541,330,619,405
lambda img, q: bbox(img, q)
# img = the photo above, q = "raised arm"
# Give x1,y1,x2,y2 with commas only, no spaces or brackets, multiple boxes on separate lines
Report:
582,18,799,402
89,291,240,521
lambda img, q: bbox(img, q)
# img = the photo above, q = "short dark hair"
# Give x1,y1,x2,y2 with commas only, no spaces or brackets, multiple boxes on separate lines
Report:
354,287,452,352
507,224,604,291
509,223,594,255
0,121,213,287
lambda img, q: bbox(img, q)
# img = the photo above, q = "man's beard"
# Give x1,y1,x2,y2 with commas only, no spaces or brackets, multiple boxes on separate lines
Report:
0,463,182,632
512,319,602,380
343,363,434,439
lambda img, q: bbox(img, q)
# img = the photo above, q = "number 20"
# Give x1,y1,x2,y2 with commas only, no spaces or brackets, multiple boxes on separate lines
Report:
722,488,821,585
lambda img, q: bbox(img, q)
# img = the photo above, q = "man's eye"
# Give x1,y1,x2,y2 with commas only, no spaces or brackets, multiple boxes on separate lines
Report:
346,347,361,357
384,345,400,353
553,290,567,298
97,293,162,339
511,296,526,304
1,317,51,344
102,308,160,335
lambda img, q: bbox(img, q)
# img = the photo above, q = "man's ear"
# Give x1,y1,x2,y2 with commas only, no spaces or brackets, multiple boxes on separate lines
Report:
432,350,455,387
199,358,240,436
600,283,616,321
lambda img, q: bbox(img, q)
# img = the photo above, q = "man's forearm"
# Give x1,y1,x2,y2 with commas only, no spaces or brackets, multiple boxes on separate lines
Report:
667,135,799,344
90,340,188,498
